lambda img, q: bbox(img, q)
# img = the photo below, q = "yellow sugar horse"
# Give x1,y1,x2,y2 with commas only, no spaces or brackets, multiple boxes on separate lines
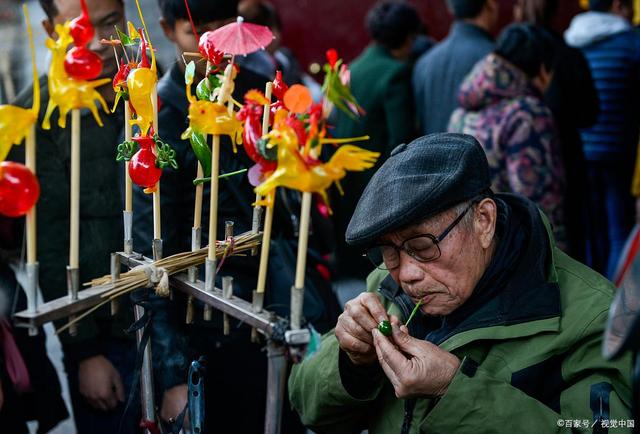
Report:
42,22,110,130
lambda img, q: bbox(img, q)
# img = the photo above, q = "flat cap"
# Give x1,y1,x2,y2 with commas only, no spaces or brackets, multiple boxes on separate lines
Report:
346,133,490,247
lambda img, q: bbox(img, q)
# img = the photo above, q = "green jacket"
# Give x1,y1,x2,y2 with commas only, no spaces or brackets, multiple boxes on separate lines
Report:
289,219,632,433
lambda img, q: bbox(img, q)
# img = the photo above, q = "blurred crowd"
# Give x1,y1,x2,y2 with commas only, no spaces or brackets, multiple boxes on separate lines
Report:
0,0,638,433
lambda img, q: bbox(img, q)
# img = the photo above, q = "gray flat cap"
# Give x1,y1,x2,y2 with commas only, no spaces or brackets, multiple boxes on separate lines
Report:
345,133,491,247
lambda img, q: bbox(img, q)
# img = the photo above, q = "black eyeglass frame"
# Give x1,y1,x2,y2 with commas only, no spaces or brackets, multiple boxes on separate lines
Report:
364,202,476,270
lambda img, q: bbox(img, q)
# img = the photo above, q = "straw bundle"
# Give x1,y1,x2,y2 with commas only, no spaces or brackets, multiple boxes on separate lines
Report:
56,231,261,334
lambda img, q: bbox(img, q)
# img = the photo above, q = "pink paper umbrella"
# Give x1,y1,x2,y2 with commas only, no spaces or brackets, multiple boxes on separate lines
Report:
203,16,274,56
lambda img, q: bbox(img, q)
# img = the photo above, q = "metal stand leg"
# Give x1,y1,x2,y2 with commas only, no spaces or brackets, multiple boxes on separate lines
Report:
186,227,201,324
66,266,79,336
152,238,163,261
26,262,39,336
251,290,265,342
134,304,156,433
123,210,133,255
110,253,120,315
290,285,304,331
264,341,287,434
203,258,216,321
251,205,263,256
222,276,233,335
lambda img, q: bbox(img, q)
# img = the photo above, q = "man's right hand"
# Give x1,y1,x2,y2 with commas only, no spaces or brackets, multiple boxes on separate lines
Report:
335,292,389,366
78,355,125,411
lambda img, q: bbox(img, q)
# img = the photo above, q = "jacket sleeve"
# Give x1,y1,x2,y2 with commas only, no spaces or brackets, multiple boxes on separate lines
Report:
423,311,632,434
288,333,384,434
288,268,394,433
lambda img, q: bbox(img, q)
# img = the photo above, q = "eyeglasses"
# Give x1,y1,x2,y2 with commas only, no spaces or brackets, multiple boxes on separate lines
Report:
364,203,474,270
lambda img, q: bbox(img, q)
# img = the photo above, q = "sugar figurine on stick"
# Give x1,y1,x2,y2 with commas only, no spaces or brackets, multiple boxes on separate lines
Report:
255,50,378,347
41,0,110,334
189,17,273,319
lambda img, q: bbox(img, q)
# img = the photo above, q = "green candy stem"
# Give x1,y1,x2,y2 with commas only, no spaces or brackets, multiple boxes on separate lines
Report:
193,168,248,185
404,299,424,327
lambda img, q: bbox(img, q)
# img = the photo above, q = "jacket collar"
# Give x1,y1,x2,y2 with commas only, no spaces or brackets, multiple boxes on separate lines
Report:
449,21,494,43
377,194,561,348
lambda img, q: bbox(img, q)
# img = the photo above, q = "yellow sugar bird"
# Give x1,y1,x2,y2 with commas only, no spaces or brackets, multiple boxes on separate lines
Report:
254,111,380,211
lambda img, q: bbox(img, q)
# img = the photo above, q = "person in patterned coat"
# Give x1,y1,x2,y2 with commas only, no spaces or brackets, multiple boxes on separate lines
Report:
449,23,566,247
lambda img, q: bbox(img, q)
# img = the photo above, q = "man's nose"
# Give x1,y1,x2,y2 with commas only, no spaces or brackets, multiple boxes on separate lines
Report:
397,251,424,285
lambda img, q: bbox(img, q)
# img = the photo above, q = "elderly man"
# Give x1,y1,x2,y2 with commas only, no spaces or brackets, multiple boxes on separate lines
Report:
289,133,632,433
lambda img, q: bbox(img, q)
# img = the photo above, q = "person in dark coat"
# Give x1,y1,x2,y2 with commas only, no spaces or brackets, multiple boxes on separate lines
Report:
564,0,640,278
134,1,341,432
514,0,599,264
413,0,498,135
332,1,421,285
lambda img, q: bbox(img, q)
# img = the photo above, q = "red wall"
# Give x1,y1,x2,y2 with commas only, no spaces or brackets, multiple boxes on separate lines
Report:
271,0,582,74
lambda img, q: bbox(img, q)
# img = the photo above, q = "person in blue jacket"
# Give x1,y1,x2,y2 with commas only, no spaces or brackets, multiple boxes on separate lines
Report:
565,0,640,278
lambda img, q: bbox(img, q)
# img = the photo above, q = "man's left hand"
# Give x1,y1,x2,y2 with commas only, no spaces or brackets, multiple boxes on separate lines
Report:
372,316,460,399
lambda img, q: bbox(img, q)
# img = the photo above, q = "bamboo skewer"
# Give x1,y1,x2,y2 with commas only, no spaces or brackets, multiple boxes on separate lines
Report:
203,134,220,321
255,81,274,297
124,104,133,213
66,109,81,335
151,85,161,257
123,104,133,255
186,61,212,321
25,126,36,265
25,125,38,318
291,192,312,330
69,110,81,269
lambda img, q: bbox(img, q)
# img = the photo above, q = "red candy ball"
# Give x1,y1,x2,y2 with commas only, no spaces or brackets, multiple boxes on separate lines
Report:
64,47,103,80
0,162,40,217
69,14,94,46
129,136,162,188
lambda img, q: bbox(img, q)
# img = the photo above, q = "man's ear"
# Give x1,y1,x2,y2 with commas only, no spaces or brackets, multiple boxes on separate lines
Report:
474,198,497,249
42,19,55,38
159,17,176,42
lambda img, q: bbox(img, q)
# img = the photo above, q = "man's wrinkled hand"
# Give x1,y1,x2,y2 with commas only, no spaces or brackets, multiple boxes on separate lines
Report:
78,355,125,411
160,384,189,427
372,316,460,399
335,292,389,366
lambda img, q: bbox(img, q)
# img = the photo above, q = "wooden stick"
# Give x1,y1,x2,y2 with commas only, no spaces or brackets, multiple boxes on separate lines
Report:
294,192,313,289
256,81,273,294
256,192,274,294
25,125,37,264
69,109,81,269
208,135,220,260
124,104,133,212
151,85,161,240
